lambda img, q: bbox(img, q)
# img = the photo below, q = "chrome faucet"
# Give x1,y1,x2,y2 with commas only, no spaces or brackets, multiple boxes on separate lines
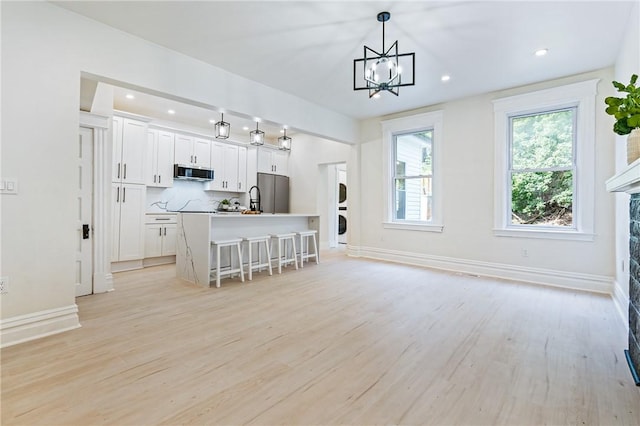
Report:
248,185,261,212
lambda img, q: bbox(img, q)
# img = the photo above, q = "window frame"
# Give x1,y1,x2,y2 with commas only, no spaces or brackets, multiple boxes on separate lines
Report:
382,111,444,232
493,79,598,241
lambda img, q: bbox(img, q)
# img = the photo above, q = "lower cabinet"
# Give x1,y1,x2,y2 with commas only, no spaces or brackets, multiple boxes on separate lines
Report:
144,214,177,264
112,183,146,264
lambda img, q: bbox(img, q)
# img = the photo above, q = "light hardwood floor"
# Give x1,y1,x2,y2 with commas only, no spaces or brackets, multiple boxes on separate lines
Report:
2,251,639,425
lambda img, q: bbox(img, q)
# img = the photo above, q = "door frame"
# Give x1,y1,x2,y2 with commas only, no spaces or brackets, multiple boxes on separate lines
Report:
79,111,113,294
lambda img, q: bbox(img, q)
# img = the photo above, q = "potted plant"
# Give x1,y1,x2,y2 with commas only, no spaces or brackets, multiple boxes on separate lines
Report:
219,199,230,210
604,74,640,164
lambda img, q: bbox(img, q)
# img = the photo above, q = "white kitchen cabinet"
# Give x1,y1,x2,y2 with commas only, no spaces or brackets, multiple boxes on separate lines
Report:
257,147,289,176
174,133,211,168
206,143,247,192
111,183,146,262
144,223,177,257
112,115,147,184
237,145,247,192
146,129,175,187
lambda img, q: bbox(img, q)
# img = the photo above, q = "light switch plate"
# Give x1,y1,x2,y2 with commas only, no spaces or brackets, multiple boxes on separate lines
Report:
0,179,18,195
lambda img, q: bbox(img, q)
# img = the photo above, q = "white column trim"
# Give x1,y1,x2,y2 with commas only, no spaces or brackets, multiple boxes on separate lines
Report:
80,112,114,293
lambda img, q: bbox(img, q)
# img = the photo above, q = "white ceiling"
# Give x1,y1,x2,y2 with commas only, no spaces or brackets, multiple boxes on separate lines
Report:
58,1,635,122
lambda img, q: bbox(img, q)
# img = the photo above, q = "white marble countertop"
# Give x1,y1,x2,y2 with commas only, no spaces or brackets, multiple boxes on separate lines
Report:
177,212,318,218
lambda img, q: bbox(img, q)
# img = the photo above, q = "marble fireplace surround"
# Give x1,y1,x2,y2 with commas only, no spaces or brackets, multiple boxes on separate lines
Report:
606,158,640,385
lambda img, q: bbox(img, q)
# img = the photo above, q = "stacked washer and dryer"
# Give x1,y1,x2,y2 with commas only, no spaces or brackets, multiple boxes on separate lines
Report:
337,168,347,244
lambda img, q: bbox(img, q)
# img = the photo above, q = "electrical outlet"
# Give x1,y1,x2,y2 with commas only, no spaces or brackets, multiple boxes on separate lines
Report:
521,248,529,258
0,276,8,294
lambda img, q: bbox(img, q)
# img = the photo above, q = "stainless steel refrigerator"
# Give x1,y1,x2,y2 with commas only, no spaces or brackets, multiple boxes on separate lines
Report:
257,173,289,213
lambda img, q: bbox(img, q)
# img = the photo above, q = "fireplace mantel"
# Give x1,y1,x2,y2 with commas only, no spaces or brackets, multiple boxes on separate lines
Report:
606,158,640,194
607,158,640,385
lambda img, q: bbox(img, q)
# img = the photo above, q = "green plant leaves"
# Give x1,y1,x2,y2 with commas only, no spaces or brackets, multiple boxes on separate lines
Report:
605,74,640,135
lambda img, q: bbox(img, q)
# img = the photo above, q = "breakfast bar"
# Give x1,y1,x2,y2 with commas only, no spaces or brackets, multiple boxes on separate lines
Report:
176,212,319,287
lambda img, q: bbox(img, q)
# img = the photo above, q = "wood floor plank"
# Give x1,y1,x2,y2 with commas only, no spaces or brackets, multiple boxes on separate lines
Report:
2,251,639,425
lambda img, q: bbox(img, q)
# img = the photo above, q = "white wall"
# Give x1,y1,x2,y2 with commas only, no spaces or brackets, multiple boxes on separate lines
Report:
612,2,640,323
0,1,357,327
353,69,618,291
288,133,351,246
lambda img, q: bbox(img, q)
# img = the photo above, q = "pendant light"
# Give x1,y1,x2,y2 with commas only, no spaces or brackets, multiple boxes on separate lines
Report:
353,11,415,98
214,113,230,139
249,121,265,146
278,128,292,151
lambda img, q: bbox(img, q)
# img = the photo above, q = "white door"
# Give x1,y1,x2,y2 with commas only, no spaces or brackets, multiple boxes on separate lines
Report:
237,146,247,192
209,142,225,191
120,118,147,184
76,127,94,296
223,144,238,191
117,184,146,261
144,224,163,258
174,134,194,165
193,138,211,167
156,131,175,187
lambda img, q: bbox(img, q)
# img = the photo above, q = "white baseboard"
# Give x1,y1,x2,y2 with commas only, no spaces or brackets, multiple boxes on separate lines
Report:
348,245,613,294
612,279,629,328
0,304,81,348
111,259,144,273
143,255,176,268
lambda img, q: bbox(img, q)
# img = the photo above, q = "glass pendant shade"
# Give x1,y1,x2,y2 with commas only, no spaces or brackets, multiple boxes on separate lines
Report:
214,113,230,139
250,122,265,146
278,129,292,151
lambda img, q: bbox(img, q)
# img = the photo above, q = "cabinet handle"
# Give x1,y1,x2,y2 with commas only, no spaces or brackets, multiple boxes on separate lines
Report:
153,175,157,183
158,175,161,184
122,187,126,203
238,182,241,190
155,217,171,221
116,187,120,202
194,155,197,164
117,163,121,179
190,155,193,163
164,227,167,236
159,227,162,236
123,164,127,179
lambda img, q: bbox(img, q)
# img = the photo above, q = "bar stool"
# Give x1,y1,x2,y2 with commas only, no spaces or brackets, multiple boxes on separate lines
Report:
271,233,298,274
296,230,319,268
210,238,244,288
243,235,273,280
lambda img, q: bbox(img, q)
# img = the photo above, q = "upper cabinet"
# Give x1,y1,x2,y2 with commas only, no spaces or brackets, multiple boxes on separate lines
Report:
146,129,174,188
206,143,248,193
257,146,289,176
174,133,211,168
112,115,147,184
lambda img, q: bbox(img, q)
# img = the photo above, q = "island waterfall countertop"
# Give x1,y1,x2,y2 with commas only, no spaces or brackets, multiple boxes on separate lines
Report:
176,212,320,287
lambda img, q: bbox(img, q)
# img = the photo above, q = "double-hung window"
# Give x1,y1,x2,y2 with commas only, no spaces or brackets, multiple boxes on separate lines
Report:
509,108,576,227
493,79,598,240
382,111,443,232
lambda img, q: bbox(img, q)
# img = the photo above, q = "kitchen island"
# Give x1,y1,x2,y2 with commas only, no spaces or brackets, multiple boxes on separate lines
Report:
176,212,319,287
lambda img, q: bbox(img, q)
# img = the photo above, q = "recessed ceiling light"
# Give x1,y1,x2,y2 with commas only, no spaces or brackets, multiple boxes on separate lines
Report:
209,119,216,124
373,93,381,99
535,48,548,57
167,109,175,115
242,126,249,131
125,94,135,100
441,75,451,82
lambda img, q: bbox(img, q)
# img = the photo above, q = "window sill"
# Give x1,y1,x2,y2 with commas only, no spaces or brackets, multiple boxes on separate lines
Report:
493,228,594,241
383,222,444,233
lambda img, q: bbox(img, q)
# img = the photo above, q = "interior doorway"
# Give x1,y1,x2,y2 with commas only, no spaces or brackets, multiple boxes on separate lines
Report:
324,162,347,248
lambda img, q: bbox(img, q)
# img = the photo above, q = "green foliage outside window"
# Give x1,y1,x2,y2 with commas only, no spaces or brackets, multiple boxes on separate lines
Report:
510,109,574,226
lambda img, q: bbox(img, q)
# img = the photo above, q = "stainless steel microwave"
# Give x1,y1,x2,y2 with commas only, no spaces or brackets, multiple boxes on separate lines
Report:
173,164,214,181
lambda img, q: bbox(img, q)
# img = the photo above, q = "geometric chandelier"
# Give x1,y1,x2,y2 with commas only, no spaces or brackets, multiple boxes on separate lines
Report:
353,11,415,98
